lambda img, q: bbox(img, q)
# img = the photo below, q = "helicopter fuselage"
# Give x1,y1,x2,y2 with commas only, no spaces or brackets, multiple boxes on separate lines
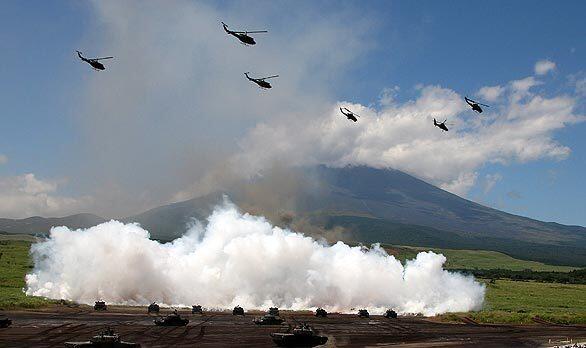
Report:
89,60,105,70
434,120,448,131
233,33,256,45
472,104,483,113
249,79,271,88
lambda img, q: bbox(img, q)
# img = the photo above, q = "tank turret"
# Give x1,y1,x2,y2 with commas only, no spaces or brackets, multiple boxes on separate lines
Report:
315,308,327,317
94,301,107,311
358,309,369,318
148,302,160,313
192,305,202,314
233,305,245,315
384,309,397,319
65,327,139,347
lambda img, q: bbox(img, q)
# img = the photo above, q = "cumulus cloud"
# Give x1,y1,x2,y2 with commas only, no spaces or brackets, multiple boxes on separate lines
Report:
26,200,485,315
0,174,92,218
232,71,584,196
477,85,504,102
534,59,556,75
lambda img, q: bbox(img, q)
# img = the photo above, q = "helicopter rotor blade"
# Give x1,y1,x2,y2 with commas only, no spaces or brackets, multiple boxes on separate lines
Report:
245,30,268,34
261,75,279,80
478,103,490,107
95,57,114,61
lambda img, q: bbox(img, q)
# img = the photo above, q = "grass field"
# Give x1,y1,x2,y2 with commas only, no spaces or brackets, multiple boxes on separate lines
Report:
383,244,578,272
0,240,53,309
438,279,586,324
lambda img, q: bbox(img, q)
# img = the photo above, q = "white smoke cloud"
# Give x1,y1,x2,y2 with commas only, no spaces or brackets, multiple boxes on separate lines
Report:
25,200,485,315
534,59,556,75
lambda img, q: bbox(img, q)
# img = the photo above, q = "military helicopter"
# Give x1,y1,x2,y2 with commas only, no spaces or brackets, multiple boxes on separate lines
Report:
340,107,360,122
245,72,279,89
222,22,267,45
76,51,113,71
465,97,490,113
433,118,450,132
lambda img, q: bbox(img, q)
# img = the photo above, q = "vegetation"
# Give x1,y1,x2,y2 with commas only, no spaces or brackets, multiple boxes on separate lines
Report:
383,244,578,272
453,268,586,284
0,240,54,309
437,279,586,324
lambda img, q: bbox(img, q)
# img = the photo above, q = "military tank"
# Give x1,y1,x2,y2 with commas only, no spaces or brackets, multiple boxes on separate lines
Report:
154,310,189,326
65,327,139,347
0,316,12,328
233,305,245,315
358,309,369,318
315,308,327,317
147,302,160,313
94,301,107,311
192,305,202,314
253,307,284,325
270,323,328,347
383,309,397,319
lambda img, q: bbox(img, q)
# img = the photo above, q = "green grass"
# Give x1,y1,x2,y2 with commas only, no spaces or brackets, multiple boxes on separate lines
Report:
383,244,578,272
437,279,586,324
0,240,54,309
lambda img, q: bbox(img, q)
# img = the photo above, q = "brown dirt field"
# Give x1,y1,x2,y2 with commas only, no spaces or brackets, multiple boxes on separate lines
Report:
0,306,585,347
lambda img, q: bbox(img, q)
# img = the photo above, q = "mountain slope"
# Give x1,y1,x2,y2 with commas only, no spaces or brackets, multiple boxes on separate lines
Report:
0,213,106,236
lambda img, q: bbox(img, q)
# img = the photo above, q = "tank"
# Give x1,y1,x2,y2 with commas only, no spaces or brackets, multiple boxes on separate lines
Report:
233,305,245,315
253,308,284,325
65,327,140,347
270,323,328,347
358,309,369,318
315,308,327,317
154,310,189,326
94,301,107,311
147,303,160,313
0,316,12,328
383,309,397,319
192,305,202,314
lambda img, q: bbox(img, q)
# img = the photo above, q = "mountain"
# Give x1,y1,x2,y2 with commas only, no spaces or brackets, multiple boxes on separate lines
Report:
123,166,586,266
1,166,584,266
0,213,106,236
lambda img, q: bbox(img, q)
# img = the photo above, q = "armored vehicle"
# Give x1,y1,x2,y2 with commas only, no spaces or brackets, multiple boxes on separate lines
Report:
147,302,160,313
0,316,12,328
233,305,245,315
271,323,328,347
315,308,327,317
358,309,369,318
192,305,203,314
253,308,284,325
154,310,189,326
65,327,139,347
383,309,397,319
94,301,107,311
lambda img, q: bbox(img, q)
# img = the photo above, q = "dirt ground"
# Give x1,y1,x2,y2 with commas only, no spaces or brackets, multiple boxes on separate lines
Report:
0,306,585,347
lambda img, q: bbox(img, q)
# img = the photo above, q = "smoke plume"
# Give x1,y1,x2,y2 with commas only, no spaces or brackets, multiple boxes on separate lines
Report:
26,199,484,315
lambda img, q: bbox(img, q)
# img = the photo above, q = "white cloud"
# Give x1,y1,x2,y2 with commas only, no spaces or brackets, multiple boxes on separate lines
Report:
0,154,7,165
477,85,504,102
231,73,584,197
534,60,556,75
483,173,503,194
0,174,92,218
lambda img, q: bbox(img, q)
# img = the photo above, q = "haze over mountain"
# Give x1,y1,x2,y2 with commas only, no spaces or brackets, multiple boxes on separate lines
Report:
2,166,584,266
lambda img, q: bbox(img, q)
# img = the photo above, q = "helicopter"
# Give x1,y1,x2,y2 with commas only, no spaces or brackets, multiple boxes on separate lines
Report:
222,22,267,45
76,51,113,71
465,97,490,113
340,107,360,122
244,72,279,89
433,118,450,132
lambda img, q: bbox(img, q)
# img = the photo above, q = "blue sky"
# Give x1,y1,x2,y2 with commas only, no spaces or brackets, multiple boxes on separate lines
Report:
0,1,584,225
